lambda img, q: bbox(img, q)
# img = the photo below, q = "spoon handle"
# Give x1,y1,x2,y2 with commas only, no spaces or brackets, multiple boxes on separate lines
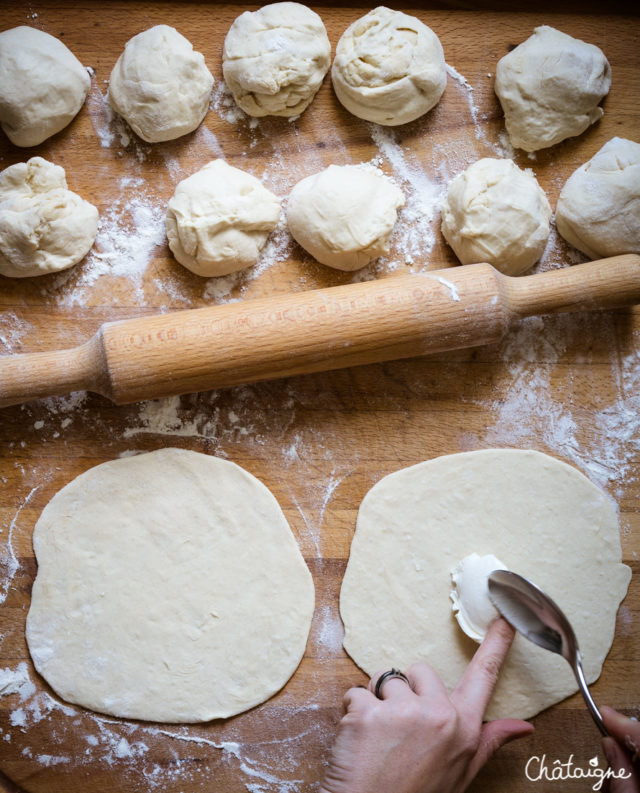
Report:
574,657,609,736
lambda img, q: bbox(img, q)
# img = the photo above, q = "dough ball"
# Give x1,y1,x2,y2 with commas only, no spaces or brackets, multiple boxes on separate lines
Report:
287,164,404,271
222,2,330,118
26,448,315,722
0,157,98,278
109,25,213,143
450,553,508,643
495,26,611,152
0,26,90,147
556,137,640,260
331,7,446,126
340,449,631,721
166,159,281,278
441,158,551,275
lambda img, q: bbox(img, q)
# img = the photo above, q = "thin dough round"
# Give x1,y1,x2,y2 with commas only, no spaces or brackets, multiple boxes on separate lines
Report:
340,449,630,721
26,448,315,722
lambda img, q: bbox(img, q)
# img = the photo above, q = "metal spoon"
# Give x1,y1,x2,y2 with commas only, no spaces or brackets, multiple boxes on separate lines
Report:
487,569,609,736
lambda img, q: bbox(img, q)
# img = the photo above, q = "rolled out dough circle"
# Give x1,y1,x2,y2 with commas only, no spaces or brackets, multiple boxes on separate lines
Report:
26,448,315,722
340,449,631,720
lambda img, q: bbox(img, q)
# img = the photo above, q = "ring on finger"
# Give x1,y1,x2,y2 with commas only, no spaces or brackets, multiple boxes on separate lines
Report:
374,668,411,699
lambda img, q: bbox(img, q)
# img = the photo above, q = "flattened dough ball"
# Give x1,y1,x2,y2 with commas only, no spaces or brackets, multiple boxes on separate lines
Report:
495,26,611,152
441,158,551,275
0,26,90,147
222,2,331,118
331,7,446,126
0,157,98,278
26,448,315,722
340,449,631,721
166,159,281,277
109,25,213,143
287,164,404,270
556,137,640,260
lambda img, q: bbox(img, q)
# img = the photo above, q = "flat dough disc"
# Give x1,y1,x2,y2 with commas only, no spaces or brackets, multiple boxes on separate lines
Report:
26,448,315,722
340,449,630,720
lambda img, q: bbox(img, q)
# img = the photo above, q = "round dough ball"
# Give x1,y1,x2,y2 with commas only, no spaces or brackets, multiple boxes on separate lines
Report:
0,157,98,278
222,2,330,118
109,25,214,143
556,137,640,260
495,26,611,153
331,7,446,126
166,159,281,277
26,448,315,722
441,158,551,275
287,164,404,271
0,26,90,147
340,449,630,721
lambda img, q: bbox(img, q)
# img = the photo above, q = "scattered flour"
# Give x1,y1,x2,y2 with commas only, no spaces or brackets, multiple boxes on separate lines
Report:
368,124,444,267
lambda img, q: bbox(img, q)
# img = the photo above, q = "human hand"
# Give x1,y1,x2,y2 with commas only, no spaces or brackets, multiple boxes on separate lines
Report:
320,618,533,793
601,706,640,793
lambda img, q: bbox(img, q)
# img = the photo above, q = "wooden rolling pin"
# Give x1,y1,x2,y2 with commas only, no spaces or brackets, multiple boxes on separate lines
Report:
1,254,639,408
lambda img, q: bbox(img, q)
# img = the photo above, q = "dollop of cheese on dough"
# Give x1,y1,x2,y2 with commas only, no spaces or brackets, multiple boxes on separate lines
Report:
450,553,509,642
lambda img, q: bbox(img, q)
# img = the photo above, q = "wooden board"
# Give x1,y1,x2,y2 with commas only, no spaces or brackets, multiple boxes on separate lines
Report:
0,2,638,792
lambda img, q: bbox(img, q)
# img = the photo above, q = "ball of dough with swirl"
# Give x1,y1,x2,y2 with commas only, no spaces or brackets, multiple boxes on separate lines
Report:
109,25,213,143
0,157,98,278
223,2,330,118
331,7,446,126
166,159,281,278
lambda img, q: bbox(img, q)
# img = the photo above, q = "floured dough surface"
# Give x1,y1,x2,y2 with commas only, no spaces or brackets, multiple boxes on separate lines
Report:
26,448,315,722
340,449,630,721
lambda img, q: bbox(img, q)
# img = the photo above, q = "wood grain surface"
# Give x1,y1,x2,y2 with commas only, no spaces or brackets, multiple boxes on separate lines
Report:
0,2,638,792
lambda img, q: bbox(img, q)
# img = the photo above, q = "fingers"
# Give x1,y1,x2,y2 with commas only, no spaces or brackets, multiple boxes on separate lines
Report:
343,685,376,713
602,737,640,793
602,706,640,759
451,617,515,722
465,718,534,784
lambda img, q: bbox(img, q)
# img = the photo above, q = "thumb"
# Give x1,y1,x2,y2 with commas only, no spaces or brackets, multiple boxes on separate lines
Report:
465,718,534,784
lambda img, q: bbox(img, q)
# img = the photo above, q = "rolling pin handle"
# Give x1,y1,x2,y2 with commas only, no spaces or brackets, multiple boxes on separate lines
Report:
0,334,109,408
500,254,640,318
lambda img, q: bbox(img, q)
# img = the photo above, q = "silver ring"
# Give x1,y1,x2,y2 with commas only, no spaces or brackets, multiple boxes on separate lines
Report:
374,668,411,699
